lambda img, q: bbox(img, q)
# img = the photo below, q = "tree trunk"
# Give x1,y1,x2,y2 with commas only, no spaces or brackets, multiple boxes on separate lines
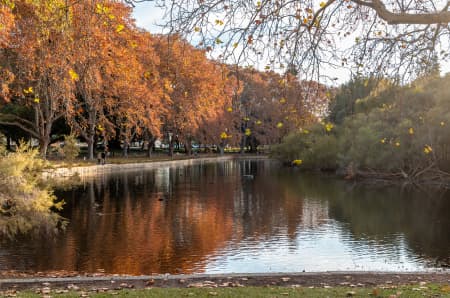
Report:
218,144,225,155
168,140,174,157
122,141,129,157
39,136,50,159
240,135,247,154
6,135,11,151
185,139,192,156
87,136,95,160
147,138,155,158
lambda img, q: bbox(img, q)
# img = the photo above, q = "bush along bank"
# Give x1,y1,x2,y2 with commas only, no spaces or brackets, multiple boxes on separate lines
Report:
271,74,450,187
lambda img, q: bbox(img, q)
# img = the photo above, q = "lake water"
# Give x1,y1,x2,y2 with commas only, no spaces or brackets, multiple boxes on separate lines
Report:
1,159,449,275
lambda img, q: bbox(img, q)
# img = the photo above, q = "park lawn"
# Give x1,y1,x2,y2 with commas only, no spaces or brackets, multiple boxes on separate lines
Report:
10,284,450,297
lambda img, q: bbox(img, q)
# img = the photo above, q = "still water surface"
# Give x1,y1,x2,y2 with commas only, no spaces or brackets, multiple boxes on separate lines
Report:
1,159,449,274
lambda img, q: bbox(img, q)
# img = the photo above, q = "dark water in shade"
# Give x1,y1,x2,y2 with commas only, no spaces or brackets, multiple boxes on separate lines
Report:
1,159,449,275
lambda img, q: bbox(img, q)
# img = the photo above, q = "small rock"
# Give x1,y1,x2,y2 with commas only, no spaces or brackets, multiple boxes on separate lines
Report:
41,287,51,294
419,281,427,286
42,282,51,287
187,283,205,288
241,277,248,281
346,291,356,297
281,277,290,282
67,284,80,291
179,279,186,284
208,292,218,296
146,279,155,286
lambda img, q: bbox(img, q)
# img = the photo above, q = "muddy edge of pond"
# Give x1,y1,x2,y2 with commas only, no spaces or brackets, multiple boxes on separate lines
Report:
1,272,449,290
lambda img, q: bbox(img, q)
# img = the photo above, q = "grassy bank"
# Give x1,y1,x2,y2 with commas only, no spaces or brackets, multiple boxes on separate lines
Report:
9,284,450,297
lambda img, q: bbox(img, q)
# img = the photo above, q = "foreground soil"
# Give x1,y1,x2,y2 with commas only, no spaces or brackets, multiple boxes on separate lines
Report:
1,272,449,295
4,284,450,298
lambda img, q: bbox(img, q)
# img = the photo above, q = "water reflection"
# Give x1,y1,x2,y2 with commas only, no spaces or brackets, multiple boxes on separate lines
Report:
0,160,449,274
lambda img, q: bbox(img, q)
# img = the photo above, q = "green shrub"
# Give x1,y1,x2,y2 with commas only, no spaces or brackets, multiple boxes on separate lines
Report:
274,74,450,178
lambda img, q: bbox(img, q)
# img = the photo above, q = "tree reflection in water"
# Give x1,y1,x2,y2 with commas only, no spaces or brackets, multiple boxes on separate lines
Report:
0,160,449,274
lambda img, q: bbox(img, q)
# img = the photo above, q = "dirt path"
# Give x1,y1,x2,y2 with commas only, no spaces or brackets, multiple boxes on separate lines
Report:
1,272,449,291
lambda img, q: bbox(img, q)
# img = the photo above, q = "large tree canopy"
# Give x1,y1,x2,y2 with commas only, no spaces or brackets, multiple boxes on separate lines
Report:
146,0,450,82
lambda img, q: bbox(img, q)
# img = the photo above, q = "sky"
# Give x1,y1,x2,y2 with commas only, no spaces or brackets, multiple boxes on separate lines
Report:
131,2,449,85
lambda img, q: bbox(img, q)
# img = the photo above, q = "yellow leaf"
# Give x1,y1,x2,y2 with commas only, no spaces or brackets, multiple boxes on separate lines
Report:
215,38,223,44
194,26,201,32
424,145,432,154
279,97,286,104
256,120,262,125
245,128,251,136
69,69,79,81
320,1,326,7
23,86,33,94
440,121,445,126
116,24,125,33
409,127,414,135
292,159,302,166
277,122,283,128
395,142,400,147
34,97,40,103
226,107,233,112
233,42,239,48
220,132,228,139
215,19,224,26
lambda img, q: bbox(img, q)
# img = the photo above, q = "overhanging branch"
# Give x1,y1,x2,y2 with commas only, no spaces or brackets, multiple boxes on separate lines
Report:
353,0,450,24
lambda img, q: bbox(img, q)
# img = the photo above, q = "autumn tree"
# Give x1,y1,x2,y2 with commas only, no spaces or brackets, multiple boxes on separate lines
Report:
228,67,327,152
197,69,239,154
0,0,14,48
123,30,164,157
0,0,76,157
149,0,449,82
153,34,233,155
67,1,157,159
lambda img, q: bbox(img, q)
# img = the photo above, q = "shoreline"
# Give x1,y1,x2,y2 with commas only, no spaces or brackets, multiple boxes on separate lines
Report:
42,154,270,179
1,271,449,290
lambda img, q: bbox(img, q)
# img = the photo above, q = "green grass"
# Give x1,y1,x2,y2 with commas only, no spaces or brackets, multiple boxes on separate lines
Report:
8,284,450,297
